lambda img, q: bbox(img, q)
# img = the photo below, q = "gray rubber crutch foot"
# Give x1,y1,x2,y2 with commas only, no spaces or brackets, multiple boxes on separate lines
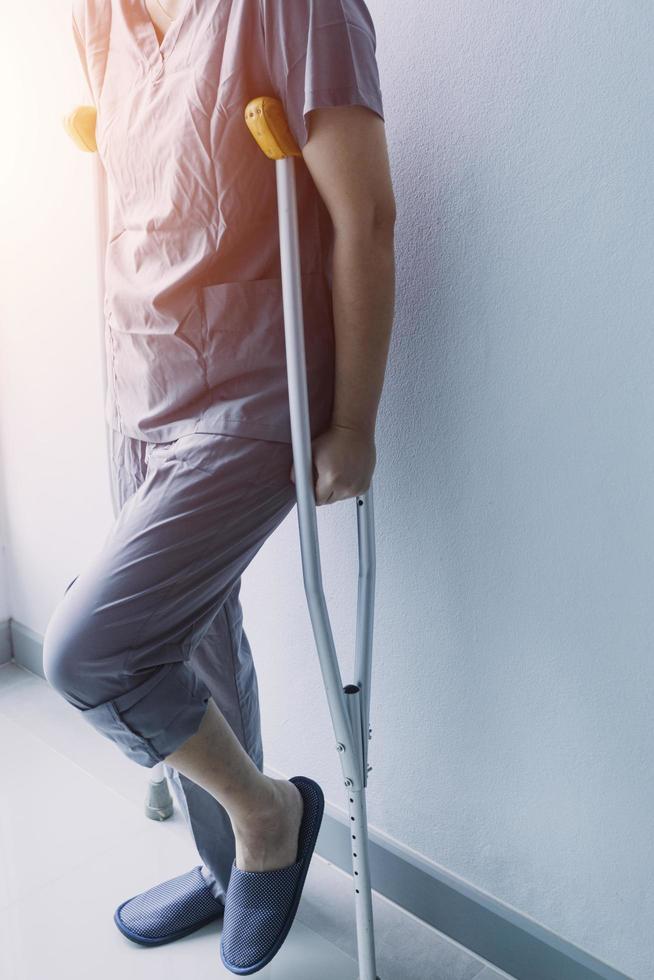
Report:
145,772,174,821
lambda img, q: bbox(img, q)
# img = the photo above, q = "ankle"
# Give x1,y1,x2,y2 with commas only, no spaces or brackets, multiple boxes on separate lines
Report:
231,776,281,835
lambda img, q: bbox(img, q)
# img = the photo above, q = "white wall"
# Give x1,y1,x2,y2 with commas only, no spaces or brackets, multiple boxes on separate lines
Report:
0,3,652,978
0,449,10,624
0,1,115,627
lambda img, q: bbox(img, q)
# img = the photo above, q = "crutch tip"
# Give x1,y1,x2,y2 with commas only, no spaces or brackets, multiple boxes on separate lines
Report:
144,776,174,820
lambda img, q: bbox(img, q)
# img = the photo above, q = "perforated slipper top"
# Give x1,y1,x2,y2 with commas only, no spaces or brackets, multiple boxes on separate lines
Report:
220,775,325,974
115,865,224,945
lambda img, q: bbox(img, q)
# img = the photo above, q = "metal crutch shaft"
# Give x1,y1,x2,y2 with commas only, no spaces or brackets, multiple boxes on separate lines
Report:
245,96,380,980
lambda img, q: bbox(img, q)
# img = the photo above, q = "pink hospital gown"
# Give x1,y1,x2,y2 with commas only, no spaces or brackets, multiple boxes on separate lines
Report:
71,0,385,443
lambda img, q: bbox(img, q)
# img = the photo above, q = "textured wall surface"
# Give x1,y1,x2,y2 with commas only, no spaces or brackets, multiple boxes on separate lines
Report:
0,2,652,978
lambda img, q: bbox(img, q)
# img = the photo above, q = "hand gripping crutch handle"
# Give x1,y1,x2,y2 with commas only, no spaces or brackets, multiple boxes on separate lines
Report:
245,97,380,980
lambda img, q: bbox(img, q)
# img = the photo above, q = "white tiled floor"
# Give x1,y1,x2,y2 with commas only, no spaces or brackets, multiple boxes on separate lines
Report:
0,662,511,980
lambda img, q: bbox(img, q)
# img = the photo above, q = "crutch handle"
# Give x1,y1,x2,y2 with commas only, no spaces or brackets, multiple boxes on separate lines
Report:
62,104,98,152
244,97,301,160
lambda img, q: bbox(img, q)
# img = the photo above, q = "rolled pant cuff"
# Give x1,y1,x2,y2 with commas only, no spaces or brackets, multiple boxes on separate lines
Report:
78,661,212,768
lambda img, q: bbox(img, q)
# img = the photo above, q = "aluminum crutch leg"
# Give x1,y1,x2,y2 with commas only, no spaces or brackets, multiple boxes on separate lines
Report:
245,96,381,980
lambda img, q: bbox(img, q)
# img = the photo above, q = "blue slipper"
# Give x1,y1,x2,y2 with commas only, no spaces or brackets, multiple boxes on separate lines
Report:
219,775,325,974
114,865,224,946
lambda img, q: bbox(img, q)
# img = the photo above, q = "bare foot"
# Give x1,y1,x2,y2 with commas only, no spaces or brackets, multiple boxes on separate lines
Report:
233,778,304,872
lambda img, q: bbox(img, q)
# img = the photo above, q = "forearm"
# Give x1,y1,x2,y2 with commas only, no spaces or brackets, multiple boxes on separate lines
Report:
329,219,396,437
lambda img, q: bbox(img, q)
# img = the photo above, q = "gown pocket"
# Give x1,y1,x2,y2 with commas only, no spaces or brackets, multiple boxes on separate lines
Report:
200,273,333,398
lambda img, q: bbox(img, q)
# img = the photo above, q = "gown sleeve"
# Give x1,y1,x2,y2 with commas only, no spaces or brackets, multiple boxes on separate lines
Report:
259,0,385,151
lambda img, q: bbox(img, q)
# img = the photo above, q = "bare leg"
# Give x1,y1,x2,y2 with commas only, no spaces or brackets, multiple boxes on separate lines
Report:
165,699,304,873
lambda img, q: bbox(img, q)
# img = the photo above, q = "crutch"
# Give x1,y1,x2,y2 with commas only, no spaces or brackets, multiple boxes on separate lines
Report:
244,96,381,980
62,105,173,821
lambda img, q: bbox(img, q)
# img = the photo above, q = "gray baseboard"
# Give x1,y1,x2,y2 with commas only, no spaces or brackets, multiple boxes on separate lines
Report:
7,617,631,980
0,618,13,665
10,618,46,678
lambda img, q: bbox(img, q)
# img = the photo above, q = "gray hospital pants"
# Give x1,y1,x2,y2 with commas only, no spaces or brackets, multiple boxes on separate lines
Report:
42,427,297,903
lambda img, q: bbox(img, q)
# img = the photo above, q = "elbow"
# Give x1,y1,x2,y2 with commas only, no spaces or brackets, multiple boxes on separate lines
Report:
335,200,396,242
331,196,397,246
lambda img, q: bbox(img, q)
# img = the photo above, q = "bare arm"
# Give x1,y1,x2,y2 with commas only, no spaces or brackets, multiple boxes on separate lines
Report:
291,104,396,504
302,104,397,438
